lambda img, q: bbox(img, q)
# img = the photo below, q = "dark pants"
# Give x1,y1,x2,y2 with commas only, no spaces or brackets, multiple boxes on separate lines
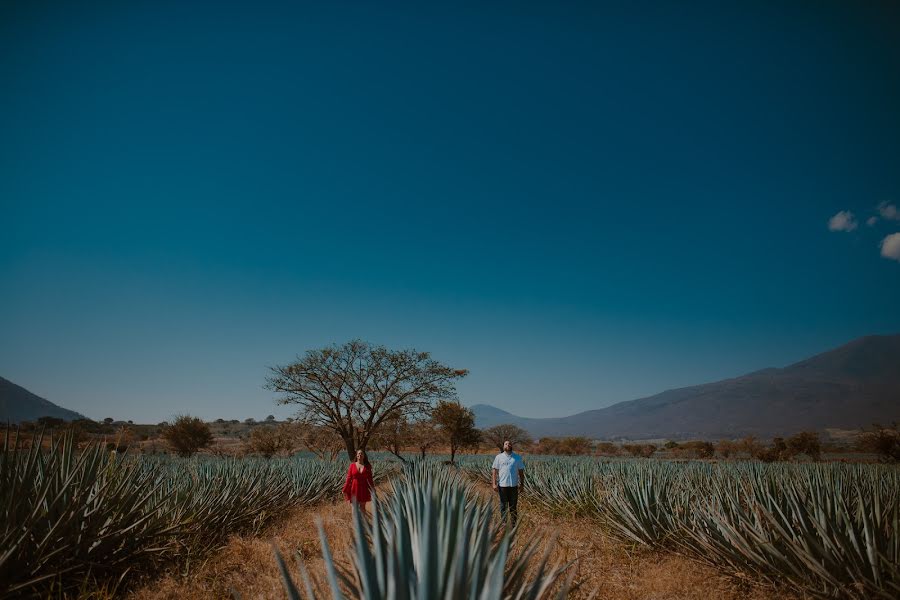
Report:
497,486,519,525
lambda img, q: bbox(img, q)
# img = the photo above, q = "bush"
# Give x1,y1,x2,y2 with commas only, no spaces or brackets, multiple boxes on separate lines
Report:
786,431,821,461
245,424,297,458
162,415,213,457
595,441,620,456
715,440,737,458
675,441,715,459
857,423,900,462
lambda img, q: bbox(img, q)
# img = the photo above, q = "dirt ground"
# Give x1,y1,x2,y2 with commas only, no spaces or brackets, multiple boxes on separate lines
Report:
129,480,803,600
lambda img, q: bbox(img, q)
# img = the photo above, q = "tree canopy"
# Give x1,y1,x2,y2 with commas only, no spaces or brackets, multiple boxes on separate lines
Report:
162,415,213,457
432,400,480,464
267,340,467,457
481,423,533,451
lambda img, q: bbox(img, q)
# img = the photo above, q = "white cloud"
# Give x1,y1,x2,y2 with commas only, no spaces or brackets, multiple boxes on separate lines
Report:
878,202,899,221
867,216,878,226
881,233,900,262
828,210,857,232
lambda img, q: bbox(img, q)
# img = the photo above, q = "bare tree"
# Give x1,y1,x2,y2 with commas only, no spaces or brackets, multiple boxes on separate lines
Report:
482,424,533,451
267,340,468,458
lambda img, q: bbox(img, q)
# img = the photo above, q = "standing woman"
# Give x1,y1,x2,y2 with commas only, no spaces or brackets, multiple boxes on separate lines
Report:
342,449,375,510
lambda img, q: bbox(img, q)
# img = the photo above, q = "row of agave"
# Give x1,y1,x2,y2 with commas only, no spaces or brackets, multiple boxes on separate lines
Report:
273,460,581,599
0,430,362,598
461,457,900,598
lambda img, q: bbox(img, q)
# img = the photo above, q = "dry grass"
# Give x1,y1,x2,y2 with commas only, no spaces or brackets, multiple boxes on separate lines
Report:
131,478,804,600
129,499,360,600
507,503,804,600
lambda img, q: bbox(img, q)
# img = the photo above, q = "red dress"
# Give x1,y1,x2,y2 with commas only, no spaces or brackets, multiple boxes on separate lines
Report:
342,462,375,503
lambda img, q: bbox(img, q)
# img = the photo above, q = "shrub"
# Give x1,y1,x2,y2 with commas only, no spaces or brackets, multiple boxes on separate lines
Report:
857,423,900,462
715,440,736,458
786,431,821,460
246,424,298,458
162,415,213,457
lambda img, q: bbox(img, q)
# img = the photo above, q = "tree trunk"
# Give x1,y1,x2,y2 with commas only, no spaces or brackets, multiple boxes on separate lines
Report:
343,437,356,461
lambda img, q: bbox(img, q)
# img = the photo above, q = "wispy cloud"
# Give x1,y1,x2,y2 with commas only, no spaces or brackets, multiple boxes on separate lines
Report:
881,233,900,262
878,202,899,221
867,216,878,226
828,210,857,232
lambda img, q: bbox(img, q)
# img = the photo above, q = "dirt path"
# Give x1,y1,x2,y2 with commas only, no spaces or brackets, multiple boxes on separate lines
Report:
129,499,356,600
132,474,803,600
508,502,802,600
465,475,802,600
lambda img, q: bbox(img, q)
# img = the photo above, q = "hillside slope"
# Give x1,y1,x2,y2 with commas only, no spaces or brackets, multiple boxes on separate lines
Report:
473,334,900,439
0,376,85,423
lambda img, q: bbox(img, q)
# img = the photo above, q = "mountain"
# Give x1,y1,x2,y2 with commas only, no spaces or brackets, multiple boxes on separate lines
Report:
472,334,900,440
0,377,86,423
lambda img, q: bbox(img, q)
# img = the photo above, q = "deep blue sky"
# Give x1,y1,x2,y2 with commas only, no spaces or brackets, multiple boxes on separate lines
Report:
2,1,899,423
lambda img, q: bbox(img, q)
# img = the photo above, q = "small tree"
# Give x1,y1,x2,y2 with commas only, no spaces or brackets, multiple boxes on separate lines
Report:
410,420,439,459
857,423,900,462
370,414,412,462
163,415,213,457
716,439,737,459
246,424,298,458
639,443,657,458
36,416,65,429
595,441,619,456
739,435,762,458
432,401,480,464
786,431,821,460
482,424,533,451
677,440,715,459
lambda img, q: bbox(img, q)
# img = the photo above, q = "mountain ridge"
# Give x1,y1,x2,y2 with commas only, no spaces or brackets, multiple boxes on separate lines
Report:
472,333,900,439
0,377,86,423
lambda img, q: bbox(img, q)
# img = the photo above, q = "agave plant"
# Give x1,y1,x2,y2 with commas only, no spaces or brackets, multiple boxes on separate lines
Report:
512,456,900,598
275,461,579,599
681,463,900,598
592,461,688,546
0,429,174,598
1,430,372,597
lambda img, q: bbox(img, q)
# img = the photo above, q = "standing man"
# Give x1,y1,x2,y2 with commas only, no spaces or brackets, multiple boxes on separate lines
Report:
491,440,525,525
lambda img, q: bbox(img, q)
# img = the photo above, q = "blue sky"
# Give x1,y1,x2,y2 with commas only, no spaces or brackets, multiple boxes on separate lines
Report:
2,1,899,423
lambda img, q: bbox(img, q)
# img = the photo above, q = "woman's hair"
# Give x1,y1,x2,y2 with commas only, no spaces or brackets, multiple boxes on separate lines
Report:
355,449,371,467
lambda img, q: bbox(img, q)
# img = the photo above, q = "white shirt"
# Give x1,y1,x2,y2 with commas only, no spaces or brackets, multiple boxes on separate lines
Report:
492,451,525,487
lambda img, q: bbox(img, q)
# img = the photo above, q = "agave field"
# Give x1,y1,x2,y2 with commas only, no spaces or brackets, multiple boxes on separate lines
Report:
5,431,899,600
0,430,373,598
273,460,576,600
459,457,900,599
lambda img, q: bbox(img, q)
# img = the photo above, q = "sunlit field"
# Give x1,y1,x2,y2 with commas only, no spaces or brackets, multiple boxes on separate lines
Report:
3,431,898,599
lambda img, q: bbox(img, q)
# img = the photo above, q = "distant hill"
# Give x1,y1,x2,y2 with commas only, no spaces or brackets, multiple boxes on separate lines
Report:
472,334,900,440
0,377,86,423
